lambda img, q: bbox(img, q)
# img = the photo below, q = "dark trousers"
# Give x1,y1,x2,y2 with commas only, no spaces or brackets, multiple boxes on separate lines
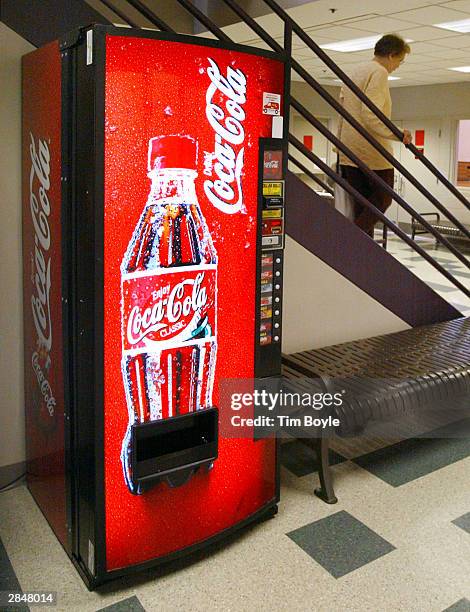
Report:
340,165,394,238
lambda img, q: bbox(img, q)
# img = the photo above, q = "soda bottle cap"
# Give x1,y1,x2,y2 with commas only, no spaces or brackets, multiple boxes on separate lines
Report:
148,135,197,172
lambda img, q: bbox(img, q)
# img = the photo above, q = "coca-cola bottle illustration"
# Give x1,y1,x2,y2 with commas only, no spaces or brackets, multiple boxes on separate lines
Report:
120,135,217,495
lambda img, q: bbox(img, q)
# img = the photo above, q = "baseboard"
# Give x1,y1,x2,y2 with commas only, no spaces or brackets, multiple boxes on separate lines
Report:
0,461,26,490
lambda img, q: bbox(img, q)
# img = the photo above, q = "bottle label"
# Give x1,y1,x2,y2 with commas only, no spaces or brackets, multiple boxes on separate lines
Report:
121,264,217,354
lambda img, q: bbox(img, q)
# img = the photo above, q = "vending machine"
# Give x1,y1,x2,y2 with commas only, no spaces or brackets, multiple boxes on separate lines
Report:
22,25,287,588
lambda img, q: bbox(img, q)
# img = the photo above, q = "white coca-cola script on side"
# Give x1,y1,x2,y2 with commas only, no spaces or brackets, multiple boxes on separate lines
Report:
30,132,52,350
204,58,247,215
29,132,55,416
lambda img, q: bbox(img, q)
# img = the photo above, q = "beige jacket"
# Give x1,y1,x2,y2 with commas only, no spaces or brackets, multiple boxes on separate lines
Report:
338,60,399,170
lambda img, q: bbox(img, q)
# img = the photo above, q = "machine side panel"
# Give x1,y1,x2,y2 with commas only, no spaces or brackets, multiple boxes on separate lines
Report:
22,41,67,547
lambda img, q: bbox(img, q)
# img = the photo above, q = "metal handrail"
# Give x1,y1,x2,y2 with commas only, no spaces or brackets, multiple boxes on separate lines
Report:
290,111,470,270
288,155,334,195
221,0,283,53
220,0,470,243
125,0,175,32
176,0,232,43
262,0,470,214
103,0,469,293
289,138,470,297
290,65,470,242
184,0,469,273
100,0,139,27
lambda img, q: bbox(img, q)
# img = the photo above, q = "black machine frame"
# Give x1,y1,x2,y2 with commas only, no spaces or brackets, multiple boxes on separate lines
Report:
255,137,286,379
59,24,287,589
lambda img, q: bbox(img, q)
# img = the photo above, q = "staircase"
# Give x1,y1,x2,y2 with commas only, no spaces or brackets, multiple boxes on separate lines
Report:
5,0,469,338
285,173,461,327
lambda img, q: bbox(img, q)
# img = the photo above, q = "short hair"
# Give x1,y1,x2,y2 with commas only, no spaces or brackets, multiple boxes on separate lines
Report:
374,34,410,57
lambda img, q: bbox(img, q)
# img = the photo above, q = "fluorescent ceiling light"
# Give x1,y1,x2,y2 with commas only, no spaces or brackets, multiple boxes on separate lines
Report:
333,76,400,82
320,35,413,53
320,35,381,52
434,18,470,33
449,66,470,72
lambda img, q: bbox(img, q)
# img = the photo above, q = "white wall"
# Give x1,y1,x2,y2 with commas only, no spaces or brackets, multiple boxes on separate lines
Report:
282,237,409,353
0,24,34,470
391,82,470,120
390,84,470,226
457,120,470,162
289,114,332,182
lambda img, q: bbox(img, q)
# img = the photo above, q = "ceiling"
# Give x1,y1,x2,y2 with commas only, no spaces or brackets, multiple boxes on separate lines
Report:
214,0,470,88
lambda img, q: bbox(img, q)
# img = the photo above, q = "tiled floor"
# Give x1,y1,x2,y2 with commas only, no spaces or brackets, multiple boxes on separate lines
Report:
385,233,470,315
287,510,396,579
352,419,470,487
1,424,470,611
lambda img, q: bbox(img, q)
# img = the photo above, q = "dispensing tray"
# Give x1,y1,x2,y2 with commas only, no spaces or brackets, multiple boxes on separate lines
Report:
131,407,218,488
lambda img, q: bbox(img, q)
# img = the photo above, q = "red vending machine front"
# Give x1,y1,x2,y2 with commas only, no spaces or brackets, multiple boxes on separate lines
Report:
22,26,286,588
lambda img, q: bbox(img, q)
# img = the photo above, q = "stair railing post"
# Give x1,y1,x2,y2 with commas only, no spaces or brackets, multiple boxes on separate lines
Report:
283,20,292,147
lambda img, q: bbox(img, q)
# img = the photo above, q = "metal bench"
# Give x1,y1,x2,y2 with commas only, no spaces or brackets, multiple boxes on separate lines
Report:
282,317,470,504
411,213,470,244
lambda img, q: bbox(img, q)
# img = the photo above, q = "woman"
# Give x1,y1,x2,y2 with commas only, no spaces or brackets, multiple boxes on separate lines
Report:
337,34,413,238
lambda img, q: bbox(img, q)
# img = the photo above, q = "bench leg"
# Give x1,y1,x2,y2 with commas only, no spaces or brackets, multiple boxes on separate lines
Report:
314,437,338,504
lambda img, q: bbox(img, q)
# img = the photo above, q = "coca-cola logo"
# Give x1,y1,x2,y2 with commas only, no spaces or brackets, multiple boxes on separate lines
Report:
124,271,214,348
204,58,247,215
32,352,56,417
265,161,279,168
29,132,55,418
30,132,52,351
